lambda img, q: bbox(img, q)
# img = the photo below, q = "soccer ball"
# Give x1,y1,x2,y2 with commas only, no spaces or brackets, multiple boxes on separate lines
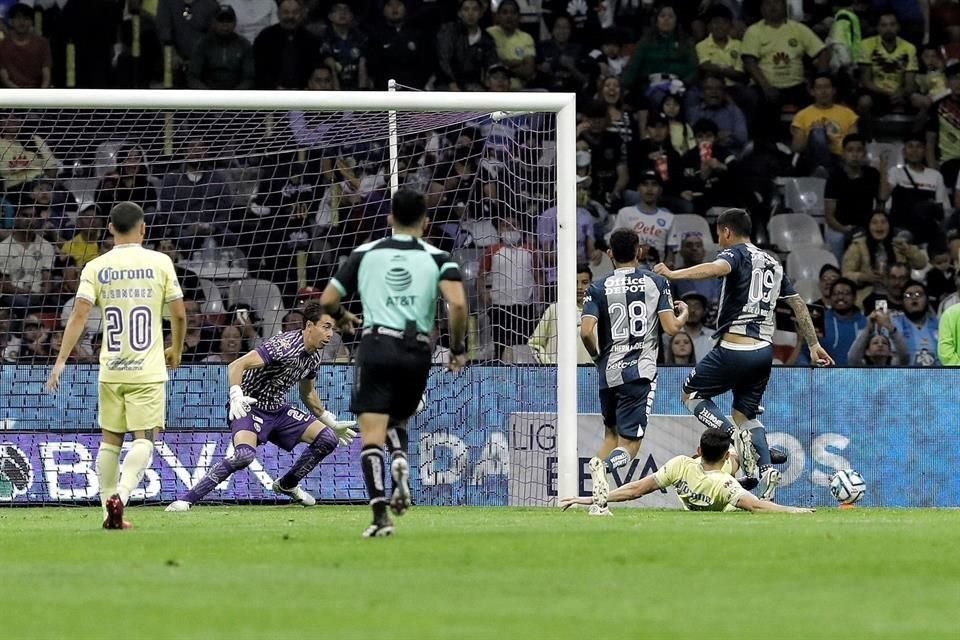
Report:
830,469,866,505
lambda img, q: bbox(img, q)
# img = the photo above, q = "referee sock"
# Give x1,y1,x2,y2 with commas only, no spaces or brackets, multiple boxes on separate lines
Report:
386,425,409,463
117,438,154,505
685,397,737,435
603,447,631,474
277,427,338,490
742,419,773,471
96,443,121,521
360,444,388,521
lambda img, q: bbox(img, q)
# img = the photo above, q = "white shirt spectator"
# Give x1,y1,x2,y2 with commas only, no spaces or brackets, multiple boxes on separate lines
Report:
610,205,677,259
0,234,55,292
461,217,500,248
887,165,950,211
482,242,537,306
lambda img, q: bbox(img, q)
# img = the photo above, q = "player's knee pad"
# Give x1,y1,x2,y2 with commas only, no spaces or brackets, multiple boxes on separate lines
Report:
228,443,257,471
313,426,339,455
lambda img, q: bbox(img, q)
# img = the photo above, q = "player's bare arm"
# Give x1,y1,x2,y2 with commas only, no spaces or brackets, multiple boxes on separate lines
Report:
654,259,732,281
44,297,93,392
784,295,836,366
560,475,660,510
736,492,815,514
580,315,600,360
165,298,187,370
439,279,469,372
298,378,328,419
319,283,361,334
659,300,689,336
299,378,357,446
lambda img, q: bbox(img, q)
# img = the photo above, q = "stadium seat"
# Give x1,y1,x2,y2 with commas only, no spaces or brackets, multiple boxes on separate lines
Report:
453,248,483,312
228,279,287,338
786,245,838,282
198,279,224,317
767,213,824,251
792,278,822,304
671,214,716,251
780,177,826,222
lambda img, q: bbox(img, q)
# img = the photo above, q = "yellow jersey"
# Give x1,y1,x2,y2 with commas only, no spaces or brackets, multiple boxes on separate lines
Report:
61,235,101,268
696,35,743,85
487,26,536,89
741,20,825,89
791,104,858,155
76,243,183,384
859,36,917,94
653,455,748,511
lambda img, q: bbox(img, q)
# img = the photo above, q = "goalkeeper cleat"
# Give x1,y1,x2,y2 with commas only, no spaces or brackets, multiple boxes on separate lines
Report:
758,468,782,501
390,457,411,516
770,447,788,465
273,482,317,506
362,518,395,538
165,500,193,512
588,457,609,508
102,494,131,530
588,504,612,517
735,429,758,476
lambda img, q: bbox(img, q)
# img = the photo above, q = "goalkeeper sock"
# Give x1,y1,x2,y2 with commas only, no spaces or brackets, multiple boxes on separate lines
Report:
116,438,153,504
183,444,256,503
386,426,409,462
96,443,121,521
276,427,338,490
603,447,631,474
742,419,773,471
360,444,388,521
685,397,736,435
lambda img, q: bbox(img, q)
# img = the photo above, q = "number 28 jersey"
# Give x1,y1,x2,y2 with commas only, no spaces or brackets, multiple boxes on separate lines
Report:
715,243,798,343
76,244,183,384
581,267,673,390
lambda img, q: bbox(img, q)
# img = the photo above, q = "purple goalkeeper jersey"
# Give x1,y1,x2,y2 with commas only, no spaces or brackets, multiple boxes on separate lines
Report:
242,330,324,411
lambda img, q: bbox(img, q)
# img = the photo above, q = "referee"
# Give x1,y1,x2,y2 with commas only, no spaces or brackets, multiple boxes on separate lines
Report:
321,188,468,537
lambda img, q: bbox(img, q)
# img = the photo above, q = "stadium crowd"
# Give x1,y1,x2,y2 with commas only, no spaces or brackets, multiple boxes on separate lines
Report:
2,0,960,367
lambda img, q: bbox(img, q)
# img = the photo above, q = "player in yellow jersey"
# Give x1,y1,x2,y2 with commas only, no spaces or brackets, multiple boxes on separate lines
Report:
45,202,186,529
559,429,814,514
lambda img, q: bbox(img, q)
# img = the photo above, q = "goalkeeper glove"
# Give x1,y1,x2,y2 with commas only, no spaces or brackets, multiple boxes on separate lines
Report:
228,385,257,422
320,410,357,447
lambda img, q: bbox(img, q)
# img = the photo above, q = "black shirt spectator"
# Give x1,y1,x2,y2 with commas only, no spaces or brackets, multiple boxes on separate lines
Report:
114,0,162,88
319,1,369,90
536,15,587,94
630,113,685,199
366,0,430,89
824,137,881,233
578,101,628,206
435,0,498,91
188,5,255,90
542,0,601,45
253,0,321,89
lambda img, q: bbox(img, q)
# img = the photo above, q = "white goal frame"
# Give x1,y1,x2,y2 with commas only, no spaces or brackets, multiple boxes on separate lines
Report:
4,88,580,502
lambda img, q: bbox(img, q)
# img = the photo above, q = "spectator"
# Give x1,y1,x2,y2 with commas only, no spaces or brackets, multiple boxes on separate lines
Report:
29,177,70,244
843,212,927,307
203,324,244,363
938,297,960,364
7,314,49,362
848,310,911,366
822,277,867,365
695,4,751,111
0,205,55,310
306,65,336,90
179,298,216,362
890,280,940,366
60,205,102,268
114,0,163,88
46,328,97,364
281,308,305,333
536,14,588,93
0,3,51,89
881,133,950,243
873,0,928,45
156,0,218,86
790,73,858,173
155,236,204,303
543,0,602,45
538,202,597,297
157,139,233,250
742,0,828,134
622,3,698,103
232,0,277,44
936,263,960,315
681,118,736,214
486,0,535,89
824,134,881,260
862,262,912,314
609,170,676,264
585,27,628,82
0,308,13,362
479,214,538,361
813,264,841,308
857,11,917,138
484,61,512,92
94,144,156,217
911,44,947,115
253,0,320,90
687,73,749,154
666,292,716,363
366,0,430,90
664,330,695,365
925,61,960,190
436,0,498,92
630,113,688,212
660,93,695,155
598,75,640,156
577,100,629,210
925,248,956,311
528,264,594,364
0,115,58,193
319,1,369,90
188,4,255,90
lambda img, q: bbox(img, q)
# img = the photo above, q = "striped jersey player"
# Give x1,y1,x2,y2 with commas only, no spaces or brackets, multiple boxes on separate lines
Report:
580,229,688,512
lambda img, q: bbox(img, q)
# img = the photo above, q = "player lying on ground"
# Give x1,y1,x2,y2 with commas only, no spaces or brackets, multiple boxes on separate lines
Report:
560,429,814,513
166,302,356,511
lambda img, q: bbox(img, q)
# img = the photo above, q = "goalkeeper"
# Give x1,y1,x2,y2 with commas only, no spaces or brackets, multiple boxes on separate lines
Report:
166,302,356,511
559,429,814,514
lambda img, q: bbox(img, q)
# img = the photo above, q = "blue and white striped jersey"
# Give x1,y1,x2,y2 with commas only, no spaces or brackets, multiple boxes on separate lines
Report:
714,243,799,343
581,267,673,389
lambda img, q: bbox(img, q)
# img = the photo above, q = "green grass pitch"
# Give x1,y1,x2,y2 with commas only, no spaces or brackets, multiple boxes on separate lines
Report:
0,506,957,639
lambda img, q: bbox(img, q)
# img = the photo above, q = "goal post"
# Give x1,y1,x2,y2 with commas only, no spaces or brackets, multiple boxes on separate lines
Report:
1,88,580,504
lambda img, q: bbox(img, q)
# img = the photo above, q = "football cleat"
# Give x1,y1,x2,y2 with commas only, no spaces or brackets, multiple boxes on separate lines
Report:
588,457,609,508
390,457,411,516
362,519,395,538
102,494,131,530
588,504,612,517
770,447,788,465
164,500,193,512
735,429,758,476
737,476,759,491
759,468,782,501
273,482,317,506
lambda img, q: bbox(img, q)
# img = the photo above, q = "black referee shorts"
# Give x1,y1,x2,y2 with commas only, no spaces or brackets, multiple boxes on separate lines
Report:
351,333,432,421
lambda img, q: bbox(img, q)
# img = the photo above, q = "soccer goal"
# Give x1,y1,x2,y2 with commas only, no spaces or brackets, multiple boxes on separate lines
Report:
0,88,579,506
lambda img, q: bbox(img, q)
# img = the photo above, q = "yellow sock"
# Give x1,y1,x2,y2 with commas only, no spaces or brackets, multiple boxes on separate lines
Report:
117,439,154,504
96,443,121,521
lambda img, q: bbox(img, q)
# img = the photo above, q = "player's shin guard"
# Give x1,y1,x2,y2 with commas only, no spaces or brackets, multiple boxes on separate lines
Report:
117,439,153,504
276,427,338,490
603,447,631,474
96,443,121,520
386,424,409,462
182,443,256,503
685,396,736,434
742,419,773,472
360,444,388,521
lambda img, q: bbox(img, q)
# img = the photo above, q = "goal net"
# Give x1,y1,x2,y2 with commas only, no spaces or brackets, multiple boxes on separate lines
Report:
0,90,578,507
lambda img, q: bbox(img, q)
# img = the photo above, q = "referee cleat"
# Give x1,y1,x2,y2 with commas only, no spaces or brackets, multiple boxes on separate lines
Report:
735,429,758,476
390,457,411,516
770,447,788,465
759,468,782,501
362,518,395,538
164,500,192,512
102,494,131,530
588,457,609,508
273,482,317,506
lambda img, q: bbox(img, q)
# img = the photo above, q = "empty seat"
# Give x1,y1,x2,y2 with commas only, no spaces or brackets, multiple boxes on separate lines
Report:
781,177,826,221
198,279,224,316
786,245,838,281
792,277,822,304
228,279,287,338
767,213,824,250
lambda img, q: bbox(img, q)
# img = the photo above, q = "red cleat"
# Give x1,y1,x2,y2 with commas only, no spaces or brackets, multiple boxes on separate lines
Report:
102,494,132,530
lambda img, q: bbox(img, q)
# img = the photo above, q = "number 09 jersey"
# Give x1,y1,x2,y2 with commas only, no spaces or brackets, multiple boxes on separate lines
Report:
581,267,673,390
76,244,183,384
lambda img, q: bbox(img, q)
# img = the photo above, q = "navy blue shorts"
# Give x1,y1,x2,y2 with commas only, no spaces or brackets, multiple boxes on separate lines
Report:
682,343,772,420
599,378,657,440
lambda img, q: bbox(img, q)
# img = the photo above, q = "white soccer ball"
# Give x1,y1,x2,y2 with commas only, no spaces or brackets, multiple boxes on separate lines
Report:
830,469,866,505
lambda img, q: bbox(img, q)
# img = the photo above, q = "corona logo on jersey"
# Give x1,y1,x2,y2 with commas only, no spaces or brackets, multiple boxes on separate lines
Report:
97,267,155,284
0,443,33,501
